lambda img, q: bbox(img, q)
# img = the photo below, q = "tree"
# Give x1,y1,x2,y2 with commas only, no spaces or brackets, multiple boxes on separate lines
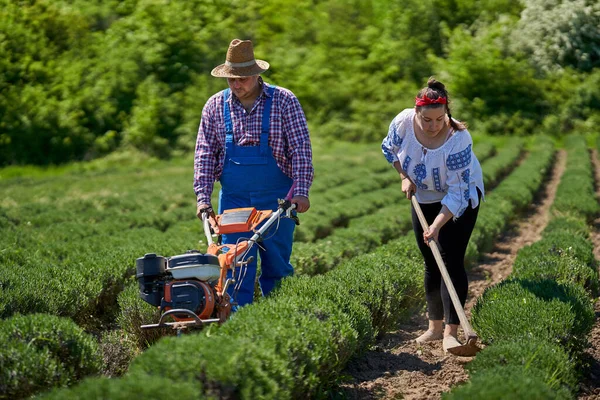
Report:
511,0,600,72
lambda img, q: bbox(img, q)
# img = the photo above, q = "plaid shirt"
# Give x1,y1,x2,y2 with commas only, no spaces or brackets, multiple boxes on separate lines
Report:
194,78,314,205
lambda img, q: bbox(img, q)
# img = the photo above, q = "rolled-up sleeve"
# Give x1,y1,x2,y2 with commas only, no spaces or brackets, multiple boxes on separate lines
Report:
283,95,313,198
193,97,220,205
441,135,474,218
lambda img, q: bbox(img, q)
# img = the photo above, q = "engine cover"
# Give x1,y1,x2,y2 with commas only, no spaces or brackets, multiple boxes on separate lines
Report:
162,280,215,320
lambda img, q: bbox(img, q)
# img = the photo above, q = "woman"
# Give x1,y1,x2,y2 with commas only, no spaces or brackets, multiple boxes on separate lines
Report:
381,77,484,354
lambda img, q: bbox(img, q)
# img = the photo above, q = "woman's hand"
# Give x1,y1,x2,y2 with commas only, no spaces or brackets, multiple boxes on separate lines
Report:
423,224,440,245
423,208,452,246
401,177,416,199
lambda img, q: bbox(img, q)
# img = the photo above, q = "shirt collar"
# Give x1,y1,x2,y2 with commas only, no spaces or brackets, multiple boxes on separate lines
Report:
258,76,273,98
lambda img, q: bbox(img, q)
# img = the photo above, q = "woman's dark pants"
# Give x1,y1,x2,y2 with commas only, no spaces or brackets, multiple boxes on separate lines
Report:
411,196,480,325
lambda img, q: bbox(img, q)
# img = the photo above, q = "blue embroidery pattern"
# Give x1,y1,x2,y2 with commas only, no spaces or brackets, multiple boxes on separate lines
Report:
461,168,470,184
447,144,472,171
462,169,471,205
392,132,403,147
402,155,412,174
413,163,428,190
433,168,442,192
382,146,395,163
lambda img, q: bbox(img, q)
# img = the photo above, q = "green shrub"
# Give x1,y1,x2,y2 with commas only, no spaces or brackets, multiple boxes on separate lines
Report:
443,365,572,400
435,22,548,134
552,176,599,221
480,138,525,187
513,250,599,296
473,141,495,163
552,135,598,221
513,229,598,295
130,295,357,399
544,215,590,238
0,314,101,399
516,279,595,342
291,203,413,276
471,279,594,354
465,339,578,394
327,250,423,335
221,296,359,395
130,333,293,400
0,341,67,399
39,373,203,400
275,274,375,350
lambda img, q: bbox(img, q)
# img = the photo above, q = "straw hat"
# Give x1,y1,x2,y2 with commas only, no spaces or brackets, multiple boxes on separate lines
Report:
211,39,270,78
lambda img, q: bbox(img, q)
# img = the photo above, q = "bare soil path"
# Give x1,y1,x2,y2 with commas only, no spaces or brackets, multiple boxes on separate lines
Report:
340,150,567,399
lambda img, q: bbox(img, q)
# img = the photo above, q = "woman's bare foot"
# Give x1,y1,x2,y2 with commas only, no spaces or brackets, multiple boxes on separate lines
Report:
415,330,444,344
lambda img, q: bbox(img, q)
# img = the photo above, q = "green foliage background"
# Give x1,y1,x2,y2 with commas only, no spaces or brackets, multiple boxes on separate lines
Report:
1,0,599,166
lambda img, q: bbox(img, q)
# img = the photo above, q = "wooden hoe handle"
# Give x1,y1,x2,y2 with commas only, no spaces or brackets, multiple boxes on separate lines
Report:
410,196,478,343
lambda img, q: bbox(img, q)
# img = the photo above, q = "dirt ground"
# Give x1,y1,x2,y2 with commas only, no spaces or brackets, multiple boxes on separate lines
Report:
340,149,600,399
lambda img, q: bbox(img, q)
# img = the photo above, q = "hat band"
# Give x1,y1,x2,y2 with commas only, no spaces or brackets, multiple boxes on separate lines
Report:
225,59,257,68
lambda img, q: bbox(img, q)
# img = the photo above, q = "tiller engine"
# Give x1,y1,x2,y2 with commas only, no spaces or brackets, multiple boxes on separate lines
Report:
136,189,298,333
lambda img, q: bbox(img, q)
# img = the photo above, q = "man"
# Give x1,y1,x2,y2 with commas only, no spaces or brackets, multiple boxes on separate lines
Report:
193,39,313,307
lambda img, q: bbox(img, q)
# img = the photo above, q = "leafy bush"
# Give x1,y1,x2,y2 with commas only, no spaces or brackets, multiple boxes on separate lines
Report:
0,341,67,399
544,215,590,238
513,251,599,296
443,365,572,400
465,339,578,394
513,233,598,295
39,373,202,400
0,314,101,399
472,279,594,354
130,333,294,399
552,135,599,221
130,293,363,398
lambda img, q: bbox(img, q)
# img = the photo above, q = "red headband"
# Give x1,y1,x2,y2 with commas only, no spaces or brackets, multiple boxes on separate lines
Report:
415,96,447,107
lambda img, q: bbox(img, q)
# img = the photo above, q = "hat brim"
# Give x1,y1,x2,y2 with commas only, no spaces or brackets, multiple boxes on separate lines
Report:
211,60,269,78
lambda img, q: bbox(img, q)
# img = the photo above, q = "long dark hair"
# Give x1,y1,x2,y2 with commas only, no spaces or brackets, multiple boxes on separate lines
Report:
416,77,467,131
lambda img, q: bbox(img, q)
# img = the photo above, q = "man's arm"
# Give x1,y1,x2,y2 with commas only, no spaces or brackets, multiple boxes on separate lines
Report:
282,95,313,212
194,97,220,218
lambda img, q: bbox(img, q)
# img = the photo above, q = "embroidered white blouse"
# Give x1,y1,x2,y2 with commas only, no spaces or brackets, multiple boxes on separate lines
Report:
381,108,484,218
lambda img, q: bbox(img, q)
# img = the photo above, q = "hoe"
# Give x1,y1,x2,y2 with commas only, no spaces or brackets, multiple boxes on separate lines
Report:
411,196,481,357
136,186,298,334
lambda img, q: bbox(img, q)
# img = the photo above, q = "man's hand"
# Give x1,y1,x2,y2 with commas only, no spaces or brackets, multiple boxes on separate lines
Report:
291,195,310,213
196,203,219,232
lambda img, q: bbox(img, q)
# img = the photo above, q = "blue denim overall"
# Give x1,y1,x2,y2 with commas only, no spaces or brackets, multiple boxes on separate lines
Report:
218,85,295,307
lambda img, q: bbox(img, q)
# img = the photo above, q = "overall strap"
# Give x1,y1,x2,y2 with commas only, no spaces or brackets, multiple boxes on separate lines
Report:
260,85,276,155
223,89,234,147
